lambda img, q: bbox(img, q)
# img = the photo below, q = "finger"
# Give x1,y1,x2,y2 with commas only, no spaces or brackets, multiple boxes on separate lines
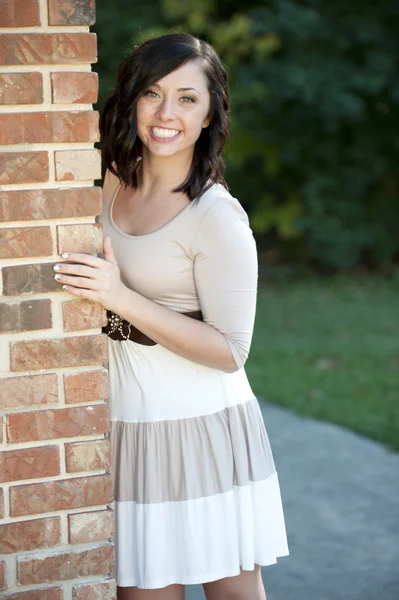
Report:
54,263,97,278
61,284,98,302
54,274,102,290
60,252,109,269
103,236,117,264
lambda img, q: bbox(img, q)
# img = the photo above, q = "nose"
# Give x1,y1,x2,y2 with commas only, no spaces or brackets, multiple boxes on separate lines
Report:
155,96,175,122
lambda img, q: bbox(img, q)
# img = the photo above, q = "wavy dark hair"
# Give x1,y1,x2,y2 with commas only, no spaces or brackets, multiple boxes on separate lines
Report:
100,32,230,202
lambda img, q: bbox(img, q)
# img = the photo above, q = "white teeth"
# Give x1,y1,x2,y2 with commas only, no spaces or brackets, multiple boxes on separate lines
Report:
151,127,180,138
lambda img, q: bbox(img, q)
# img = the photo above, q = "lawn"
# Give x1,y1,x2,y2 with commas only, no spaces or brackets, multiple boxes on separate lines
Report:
246,272,399,452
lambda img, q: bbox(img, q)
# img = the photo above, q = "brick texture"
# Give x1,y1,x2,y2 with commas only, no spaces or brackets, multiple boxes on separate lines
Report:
10,474,113,517
64,369,109,404
48,0,96,26
2,263,60,296
0,187,102,222
0,446,60,482
0,517,61,554
0,73,43,105
63,299,107,332
10,335,108,371
55,149,101,181
0,559,6,591
68,509,114,544
2,588,63,600
65,439,111,473
72,579,117,600
0,299,52,334
0,34,97,66
0,1,114,596
0,151,49,184
0,374,58,410
0,226,53,259
0,488,4,519
57,223,103,254
18,543,114,585
0,0,41,27
51,71,98,104
7,404,109,443
0,111,99,145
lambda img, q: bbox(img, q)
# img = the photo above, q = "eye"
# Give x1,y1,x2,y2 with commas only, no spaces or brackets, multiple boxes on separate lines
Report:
143,90,159,98
180,96,196,103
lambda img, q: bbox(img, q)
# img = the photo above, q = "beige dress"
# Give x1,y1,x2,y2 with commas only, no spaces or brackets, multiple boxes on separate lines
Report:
98,169,289,589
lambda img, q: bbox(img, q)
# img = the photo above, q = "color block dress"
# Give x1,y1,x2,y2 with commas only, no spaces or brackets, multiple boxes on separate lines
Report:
98,169,289,589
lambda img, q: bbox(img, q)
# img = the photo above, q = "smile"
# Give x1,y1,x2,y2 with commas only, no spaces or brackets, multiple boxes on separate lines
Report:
150,126,181,141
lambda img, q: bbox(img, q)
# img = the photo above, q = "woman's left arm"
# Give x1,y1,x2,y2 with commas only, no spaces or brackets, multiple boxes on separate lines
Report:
54,200,258,373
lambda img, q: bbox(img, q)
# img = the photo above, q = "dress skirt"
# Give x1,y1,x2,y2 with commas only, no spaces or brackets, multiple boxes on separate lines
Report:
108,337,289,589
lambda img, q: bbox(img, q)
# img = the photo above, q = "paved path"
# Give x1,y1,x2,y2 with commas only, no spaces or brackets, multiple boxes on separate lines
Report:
186,401,399,600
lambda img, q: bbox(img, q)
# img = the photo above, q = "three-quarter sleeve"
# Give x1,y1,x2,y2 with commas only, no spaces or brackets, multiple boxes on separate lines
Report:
192,196,258,370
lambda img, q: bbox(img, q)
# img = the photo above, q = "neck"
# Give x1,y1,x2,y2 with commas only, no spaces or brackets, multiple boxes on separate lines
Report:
139,147,193,195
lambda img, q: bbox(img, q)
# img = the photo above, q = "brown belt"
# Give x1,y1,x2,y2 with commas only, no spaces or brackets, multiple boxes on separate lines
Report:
102,309,203,346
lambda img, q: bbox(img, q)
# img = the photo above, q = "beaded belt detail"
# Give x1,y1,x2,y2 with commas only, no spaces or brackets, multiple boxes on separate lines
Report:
102,309,204,346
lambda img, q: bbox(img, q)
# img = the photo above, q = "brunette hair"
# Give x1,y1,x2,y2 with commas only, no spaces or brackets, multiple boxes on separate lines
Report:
100,32,230,201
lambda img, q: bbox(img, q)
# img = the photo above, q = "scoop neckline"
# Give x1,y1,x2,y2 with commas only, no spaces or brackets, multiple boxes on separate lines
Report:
108,180,195,240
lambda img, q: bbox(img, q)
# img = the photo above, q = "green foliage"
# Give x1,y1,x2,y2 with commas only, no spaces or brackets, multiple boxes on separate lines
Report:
247,274,399,451
94,0,399,271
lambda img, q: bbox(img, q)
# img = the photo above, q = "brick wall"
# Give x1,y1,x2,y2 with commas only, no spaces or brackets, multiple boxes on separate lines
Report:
0,1,116,598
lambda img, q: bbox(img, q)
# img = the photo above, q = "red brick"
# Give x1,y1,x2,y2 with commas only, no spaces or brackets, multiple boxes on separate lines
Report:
0,152,48,185
0,226,52,259
72,579,117,600
2,588,63,600
10,334,108,371
0,111,99,144
0,559,6,591
0,446,60,483
0,517,60,554
55,149,101,181
63,300,107,332
0,186,102,222
0,374,58,411
0,34,97,66
49,0,95,26
0,488,4,519
18,543,114,585
57,223,103,254
65,439,111,473
2,263,59,296
10,474,113,517
0,0,41,27
64,370,109,404
0,299,52,333
51,71,98,104
68,508,114,544
7,404,109,443
0,73,43,105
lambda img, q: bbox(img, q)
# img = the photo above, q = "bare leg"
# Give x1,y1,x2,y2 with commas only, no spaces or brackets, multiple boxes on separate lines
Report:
117,584,185,600
203,565,266,600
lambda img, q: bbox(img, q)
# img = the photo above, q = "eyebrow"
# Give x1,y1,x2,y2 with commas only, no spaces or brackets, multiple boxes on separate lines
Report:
152,83,201,95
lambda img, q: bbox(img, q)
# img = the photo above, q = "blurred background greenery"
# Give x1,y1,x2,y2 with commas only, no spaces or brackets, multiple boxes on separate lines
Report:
93,0,399,451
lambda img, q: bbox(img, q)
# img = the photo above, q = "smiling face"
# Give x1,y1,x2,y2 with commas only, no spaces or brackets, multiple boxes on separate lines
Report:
136,59,211,160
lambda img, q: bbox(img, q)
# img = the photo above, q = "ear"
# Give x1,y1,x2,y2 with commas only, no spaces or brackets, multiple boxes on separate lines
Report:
202,117,210,128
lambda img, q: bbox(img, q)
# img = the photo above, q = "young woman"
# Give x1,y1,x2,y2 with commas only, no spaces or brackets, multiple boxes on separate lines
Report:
53,33,289,600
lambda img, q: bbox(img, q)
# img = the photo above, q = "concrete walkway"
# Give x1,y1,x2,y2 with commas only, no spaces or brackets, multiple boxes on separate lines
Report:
186,401,399,600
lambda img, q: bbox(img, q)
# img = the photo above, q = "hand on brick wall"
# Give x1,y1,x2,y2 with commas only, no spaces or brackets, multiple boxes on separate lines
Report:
53,237,126,313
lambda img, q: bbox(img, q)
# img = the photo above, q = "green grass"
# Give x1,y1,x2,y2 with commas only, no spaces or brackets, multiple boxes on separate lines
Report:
246,272,399,452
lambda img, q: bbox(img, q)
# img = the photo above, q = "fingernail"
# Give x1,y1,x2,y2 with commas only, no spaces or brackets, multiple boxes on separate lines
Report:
62,285,68,290
54,274,62,281
53,264,60,271
61,252,69,258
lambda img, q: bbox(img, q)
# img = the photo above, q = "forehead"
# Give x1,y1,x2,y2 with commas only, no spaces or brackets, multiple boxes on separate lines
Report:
155,60,208,91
